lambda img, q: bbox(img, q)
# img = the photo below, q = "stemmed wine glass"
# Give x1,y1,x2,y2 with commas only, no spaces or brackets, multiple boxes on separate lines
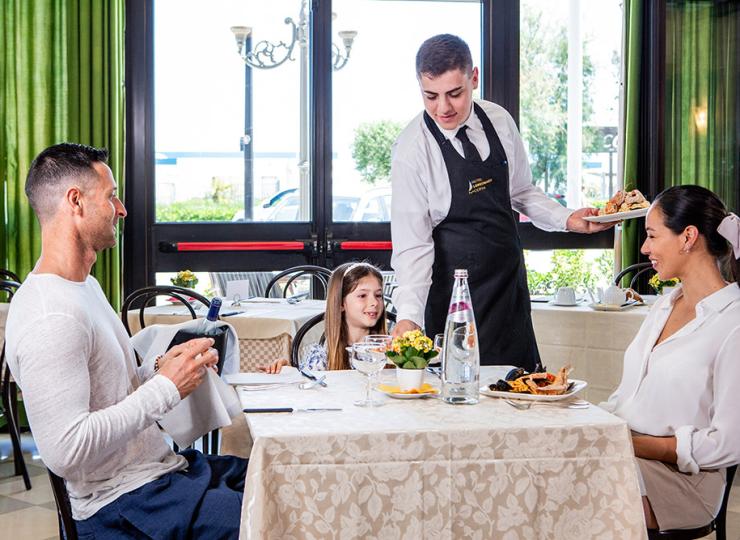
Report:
346,342,386,407
363,334,392,360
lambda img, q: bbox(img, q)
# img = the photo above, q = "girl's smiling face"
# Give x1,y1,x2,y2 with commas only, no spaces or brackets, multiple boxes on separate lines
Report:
342,275,384,330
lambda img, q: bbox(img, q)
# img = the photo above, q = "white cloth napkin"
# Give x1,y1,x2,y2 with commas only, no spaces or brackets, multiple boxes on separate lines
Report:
131,319,242,447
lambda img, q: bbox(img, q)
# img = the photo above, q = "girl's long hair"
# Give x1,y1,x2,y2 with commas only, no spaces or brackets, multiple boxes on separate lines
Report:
325,262,387,370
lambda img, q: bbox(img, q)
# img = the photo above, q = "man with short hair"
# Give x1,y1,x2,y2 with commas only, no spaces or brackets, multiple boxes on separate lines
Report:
391,34,613,370
6,142,247,538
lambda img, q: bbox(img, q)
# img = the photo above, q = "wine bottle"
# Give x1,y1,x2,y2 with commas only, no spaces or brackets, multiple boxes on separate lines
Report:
200,297,223,335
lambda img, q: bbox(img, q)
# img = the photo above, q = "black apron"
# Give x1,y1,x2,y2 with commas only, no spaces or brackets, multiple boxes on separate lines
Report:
423,103,540,371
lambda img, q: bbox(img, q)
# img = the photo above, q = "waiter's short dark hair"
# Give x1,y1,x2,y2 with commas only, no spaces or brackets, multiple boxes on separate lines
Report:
26,142,109,222
416,34,473,78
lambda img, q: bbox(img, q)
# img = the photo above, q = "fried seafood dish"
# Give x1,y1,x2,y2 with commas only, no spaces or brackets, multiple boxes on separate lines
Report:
598,189,650,216
488,365,573,395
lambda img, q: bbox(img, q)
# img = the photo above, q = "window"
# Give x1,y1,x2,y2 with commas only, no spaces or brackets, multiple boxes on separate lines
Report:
331,0,481,223
154,0,310,224
520,0,623,210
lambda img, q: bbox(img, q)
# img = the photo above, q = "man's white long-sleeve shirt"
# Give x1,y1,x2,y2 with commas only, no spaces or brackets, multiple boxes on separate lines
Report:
390,99,573,326
5,274,186,520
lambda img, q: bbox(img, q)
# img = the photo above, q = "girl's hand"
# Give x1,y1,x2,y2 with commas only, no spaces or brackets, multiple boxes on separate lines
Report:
257,358,290,374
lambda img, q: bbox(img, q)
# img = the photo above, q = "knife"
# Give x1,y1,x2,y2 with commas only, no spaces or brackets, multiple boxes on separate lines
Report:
299,368,328,387
243,407,342,413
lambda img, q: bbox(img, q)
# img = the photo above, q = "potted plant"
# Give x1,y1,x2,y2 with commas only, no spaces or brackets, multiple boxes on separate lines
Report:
171,270,198,289
648,274,680,295
385,330,438,391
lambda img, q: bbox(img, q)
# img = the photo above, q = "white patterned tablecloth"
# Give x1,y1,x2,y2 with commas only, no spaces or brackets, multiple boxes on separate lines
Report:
237,366,646,539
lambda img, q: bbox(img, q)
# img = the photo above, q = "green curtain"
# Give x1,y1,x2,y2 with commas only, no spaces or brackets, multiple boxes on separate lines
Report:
0,0,125,307
665,1,738,212
620,0,643,272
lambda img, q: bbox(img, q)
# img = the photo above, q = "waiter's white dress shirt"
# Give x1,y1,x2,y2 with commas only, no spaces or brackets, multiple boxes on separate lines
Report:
390,99,574,325
601,284,740,474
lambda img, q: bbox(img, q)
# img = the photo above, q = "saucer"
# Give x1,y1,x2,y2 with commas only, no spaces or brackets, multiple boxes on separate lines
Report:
549,300,579,307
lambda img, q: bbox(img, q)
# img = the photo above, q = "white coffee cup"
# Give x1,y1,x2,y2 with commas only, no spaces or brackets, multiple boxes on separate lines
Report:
554,286,577,305
603,285,627,305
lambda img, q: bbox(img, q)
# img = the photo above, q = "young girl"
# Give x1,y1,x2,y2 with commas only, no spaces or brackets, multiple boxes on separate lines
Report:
258,262,388,373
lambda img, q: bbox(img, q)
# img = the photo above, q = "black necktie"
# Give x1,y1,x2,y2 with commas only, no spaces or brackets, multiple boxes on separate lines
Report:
455,125,482,162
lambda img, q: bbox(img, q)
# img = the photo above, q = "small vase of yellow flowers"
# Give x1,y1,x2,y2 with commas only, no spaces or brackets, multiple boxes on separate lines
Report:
648,273,680,295
386,330,439,391
171,269,199,289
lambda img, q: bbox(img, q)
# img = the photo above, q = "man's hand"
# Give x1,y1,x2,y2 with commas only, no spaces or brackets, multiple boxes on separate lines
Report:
566,207,617,233
392,319,421,338
157,338,218,399
257,358,290,374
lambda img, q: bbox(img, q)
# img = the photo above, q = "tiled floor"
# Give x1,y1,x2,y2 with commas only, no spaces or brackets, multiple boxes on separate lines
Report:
1,434,739,539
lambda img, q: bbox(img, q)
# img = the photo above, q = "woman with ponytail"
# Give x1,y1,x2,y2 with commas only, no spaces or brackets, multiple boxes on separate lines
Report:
601,185,740,532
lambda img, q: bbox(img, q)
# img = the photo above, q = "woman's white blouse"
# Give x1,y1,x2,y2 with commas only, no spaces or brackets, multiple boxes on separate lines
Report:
601,284,740,474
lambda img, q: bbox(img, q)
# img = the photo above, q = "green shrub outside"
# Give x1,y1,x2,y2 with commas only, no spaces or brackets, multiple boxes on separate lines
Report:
157,199,241,222
526,249,613,295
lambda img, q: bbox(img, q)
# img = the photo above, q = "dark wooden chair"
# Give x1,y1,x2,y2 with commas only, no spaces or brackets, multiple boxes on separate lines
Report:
647,464,737,540
48,470,78,540
264,265,332,299
120,286,218,454
614,261,655,290
291,310,396,367
120,285,211,337
0,269,20,283
0,278,31,490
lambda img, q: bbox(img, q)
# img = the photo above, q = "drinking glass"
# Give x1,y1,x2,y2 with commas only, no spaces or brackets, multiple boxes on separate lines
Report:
363,334,392,365
346,343,386,407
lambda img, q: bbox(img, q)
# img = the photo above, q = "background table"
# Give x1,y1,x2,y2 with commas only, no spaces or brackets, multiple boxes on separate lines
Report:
236,366,647,539
531,302,648,403
126,299,325,371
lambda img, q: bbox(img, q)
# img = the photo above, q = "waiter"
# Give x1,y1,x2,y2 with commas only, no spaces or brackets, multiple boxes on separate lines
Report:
390,34,613,370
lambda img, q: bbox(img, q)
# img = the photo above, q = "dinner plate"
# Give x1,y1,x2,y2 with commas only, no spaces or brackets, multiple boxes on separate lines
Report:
589,301,641,312
583,207,648,223
479,379,587,401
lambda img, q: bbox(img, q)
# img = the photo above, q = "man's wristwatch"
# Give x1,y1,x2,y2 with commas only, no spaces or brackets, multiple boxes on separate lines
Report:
154,355,163,372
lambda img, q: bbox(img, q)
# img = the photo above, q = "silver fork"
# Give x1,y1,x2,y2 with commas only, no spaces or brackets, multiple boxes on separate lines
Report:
504,398,589,410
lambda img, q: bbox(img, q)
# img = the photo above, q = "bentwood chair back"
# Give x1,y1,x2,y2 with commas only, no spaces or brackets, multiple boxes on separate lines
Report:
48,470,78,540
0,279,31,490
120,285,211,337
614,262,655,290
648,464,737,540
264,265,332,299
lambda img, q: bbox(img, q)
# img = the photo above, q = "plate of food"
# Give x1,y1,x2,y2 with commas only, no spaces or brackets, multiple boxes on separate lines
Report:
480,365,587,401
376,383,439,399
589,300,642,311
584,189,651,223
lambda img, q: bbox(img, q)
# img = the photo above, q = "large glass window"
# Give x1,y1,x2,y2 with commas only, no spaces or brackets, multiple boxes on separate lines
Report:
154,0,309,223
331,0,482,222
519,0,622,287
520,0,623,211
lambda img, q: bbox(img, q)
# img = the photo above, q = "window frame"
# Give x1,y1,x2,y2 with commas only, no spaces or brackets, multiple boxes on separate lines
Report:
124,0,615,297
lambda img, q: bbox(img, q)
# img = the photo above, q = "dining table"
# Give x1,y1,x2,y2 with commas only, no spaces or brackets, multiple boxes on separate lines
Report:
125,298,326,371
232,366,647,539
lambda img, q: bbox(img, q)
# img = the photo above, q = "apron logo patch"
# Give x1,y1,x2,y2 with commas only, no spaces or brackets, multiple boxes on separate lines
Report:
468,178,493,194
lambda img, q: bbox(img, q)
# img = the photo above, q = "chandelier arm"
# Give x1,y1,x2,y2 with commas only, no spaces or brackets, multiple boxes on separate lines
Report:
242,17,299,69
331,42,350,71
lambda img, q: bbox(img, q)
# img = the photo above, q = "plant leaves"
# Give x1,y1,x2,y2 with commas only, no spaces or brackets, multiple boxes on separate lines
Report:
411,356,427,369
402,360,417,369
